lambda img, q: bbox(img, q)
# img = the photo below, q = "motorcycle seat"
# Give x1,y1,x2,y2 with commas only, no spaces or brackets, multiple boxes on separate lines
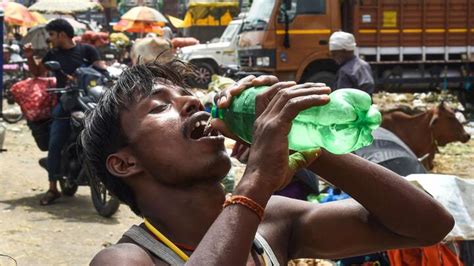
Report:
71,111,86,127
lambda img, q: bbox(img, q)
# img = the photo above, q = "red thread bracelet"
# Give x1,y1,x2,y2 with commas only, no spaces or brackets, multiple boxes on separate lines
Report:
223,194,265,221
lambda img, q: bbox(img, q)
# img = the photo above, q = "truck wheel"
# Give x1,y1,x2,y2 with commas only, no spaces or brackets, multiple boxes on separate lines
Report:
190,61,215,89
304,71,336,87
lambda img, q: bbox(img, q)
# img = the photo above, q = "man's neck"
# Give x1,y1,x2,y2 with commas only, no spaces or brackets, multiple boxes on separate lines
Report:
59,39,76,50
340,54,356,66
136,181,226,249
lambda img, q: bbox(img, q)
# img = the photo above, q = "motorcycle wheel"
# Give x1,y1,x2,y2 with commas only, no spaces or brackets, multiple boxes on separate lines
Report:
59,178,79,196
90,179,120,218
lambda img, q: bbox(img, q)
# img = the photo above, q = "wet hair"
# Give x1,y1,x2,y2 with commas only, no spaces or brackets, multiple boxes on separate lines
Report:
80,60,194,216
46,19,75,38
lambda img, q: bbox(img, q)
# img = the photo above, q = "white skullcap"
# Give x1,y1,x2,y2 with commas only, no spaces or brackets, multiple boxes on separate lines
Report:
329,31,357,51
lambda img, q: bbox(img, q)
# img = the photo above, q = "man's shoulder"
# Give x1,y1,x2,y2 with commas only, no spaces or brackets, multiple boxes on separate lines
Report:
79,43,100,55
80,43,98,50
90,243,154,265
355,57,371,67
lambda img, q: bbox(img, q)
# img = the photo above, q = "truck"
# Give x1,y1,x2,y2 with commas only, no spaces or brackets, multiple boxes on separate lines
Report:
178,19,243,88
181,1,240,43
237,0,474,105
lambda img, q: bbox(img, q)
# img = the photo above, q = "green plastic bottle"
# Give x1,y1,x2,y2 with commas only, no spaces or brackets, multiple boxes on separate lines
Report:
211,87,382,154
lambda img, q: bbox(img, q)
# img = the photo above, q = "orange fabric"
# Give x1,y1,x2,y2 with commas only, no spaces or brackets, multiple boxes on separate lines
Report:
387,243,464,266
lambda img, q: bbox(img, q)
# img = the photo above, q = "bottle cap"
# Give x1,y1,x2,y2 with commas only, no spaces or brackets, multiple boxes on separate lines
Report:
211,105,219,119
211,105,226,119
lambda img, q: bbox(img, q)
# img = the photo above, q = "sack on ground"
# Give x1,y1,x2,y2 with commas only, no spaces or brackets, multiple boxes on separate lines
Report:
10,77,57,121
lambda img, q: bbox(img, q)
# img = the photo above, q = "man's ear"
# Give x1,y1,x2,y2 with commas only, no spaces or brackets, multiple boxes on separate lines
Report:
106,150,143,178
429,113,439,128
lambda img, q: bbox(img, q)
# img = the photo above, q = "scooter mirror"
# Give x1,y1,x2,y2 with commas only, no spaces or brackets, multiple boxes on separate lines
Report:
44,61,61,72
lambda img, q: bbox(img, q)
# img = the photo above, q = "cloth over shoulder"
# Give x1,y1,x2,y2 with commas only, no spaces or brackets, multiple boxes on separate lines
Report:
119,225,280,265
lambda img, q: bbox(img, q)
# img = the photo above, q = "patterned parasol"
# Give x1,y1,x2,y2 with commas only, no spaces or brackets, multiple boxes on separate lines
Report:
1,1,40,27
28,0,103,14
121,6,168,24
113,19,163,34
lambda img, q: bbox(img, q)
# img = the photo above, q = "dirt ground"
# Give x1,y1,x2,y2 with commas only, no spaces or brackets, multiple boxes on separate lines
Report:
0,93,473,265
0,121,141,265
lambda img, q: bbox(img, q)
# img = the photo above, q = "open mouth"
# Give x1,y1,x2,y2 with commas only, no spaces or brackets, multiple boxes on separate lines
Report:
185,111,220,140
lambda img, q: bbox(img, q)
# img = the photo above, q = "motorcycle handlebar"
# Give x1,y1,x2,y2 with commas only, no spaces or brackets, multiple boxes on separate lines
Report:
45,88,77,93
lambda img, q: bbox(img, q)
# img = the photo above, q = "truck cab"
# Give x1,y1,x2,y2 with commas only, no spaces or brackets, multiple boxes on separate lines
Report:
238,0,474,99
178,19,243,88
237,0,340,85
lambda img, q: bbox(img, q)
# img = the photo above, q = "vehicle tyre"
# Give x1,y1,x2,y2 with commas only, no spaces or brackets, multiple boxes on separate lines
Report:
90,176,120,217
189,61,215,89
304,71,336,87
381,69,402,92
59,178,79,196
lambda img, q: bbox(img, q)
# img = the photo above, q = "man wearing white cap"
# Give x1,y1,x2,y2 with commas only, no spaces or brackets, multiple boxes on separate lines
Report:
329,31,375,95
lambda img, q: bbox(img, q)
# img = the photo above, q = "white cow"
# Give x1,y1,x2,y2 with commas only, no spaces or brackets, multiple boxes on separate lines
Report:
130,36,174,65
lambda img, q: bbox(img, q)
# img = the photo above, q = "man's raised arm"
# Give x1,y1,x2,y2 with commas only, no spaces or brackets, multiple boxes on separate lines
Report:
283,151,454,259
23,43,47,77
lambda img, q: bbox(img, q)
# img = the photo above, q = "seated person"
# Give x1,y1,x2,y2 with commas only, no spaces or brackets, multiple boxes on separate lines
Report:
82,60,454,265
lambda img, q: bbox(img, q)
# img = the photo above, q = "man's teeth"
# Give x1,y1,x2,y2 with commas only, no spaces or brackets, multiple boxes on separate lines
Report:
194,120,207,129
190,117,219,139
191,119,214,138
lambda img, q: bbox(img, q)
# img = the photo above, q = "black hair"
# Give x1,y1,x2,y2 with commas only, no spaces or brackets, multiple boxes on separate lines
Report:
80,60,194,216
46,19,75,38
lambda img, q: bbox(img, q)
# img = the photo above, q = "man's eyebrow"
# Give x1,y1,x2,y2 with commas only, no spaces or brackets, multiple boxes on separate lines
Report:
150,86,167,96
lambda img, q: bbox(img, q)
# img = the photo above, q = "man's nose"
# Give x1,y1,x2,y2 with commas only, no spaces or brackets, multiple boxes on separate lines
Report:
178,96,204,116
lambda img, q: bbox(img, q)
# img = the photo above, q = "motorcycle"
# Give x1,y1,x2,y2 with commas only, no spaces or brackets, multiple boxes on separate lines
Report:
43,61,120,217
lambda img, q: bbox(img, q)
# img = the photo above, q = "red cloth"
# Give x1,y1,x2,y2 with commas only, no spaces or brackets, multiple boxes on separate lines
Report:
10,77,57,121
387,243,464,266
75,31,110,47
